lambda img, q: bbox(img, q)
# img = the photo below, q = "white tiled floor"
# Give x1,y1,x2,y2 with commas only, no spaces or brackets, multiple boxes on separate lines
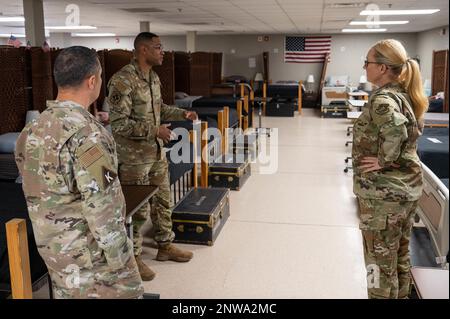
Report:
140,109,368,299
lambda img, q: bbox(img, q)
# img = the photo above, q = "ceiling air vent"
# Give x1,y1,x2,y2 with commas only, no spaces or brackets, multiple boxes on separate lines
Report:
121,8,166,13
324,19,351,23
181,22,211,26
326,2,368,9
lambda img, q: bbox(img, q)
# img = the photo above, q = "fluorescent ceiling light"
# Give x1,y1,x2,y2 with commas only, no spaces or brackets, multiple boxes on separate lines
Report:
73,33,116,37
46,25,97,30
0,33,25,37
342,28,387,32
0,16,25,22
350,21,409,25
360,9,440,15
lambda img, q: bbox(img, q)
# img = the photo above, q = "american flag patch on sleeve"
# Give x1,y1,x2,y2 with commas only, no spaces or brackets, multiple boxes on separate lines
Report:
79,145,104,168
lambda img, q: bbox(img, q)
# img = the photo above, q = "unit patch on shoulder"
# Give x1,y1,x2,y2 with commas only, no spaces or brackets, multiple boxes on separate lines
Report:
110,89,123,106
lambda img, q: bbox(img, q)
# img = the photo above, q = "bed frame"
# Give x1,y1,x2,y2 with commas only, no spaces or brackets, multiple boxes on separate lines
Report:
169,105,233,202
169,130,198,205
262,81,303,115
417,163,449,267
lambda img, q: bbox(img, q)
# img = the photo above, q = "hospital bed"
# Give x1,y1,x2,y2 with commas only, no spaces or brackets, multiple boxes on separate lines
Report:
256,81,303,114
424,112,449,128
417,127,449,179
416,163,449,267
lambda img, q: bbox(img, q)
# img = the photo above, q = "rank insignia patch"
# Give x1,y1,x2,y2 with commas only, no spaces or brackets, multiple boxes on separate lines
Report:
375,104,390,115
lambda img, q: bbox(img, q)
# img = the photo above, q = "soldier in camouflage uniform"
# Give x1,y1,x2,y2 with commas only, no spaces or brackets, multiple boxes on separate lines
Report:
352,39,428,299
15,47,143,299
106,32,197,281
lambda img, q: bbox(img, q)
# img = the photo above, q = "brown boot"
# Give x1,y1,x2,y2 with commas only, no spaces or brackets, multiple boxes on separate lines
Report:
156,243,193,262
135,256,156,281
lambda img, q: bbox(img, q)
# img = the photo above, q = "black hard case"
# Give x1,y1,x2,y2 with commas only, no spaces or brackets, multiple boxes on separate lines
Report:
266,98,295,117
321,103,350,118
172,187,230,246
208,155,251,191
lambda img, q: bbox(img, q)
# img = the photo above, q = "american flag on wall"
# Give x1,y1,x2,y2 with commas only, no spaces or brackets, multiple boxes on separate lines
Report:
7,35,22,48
284,36,331,63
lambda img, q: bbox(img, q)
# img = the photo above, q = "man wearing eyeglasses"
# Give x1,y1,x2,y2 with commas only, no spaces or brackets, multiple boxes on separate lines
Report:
106,32,197,281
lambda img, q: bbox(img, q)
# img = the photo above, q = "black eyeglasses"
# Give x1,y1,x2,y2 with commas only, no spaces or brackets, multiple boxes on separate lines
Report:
364,60,380,68
151,44,163,51
144,44,164,51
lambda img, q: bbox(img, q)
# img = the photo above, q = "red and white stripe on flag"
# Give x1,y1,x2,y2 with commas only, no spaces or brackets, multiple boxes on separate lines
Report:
7,35,22,48
284,36,331,63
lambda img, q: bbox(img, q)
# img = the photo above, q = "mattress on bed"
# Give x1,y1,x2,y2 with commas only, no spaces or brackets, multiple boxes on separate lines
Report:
0,182,47,297
162,119,218,136
428,99,444,113
417,134,449,179
266,84,300,98
424,112,449,126
254,84,302,99
174,96,202,108
422,127,449,136
0,153,19,181
191,96,240,109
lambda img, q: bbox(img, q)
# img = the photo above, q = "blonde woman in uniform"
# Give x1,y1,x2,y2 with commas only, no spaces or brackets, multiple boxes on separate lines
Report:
352,39,428,299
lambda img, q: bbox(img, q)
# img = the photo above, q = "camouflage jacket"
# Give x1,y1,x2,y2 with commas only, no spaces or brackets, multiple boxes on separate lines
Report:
15,100,143,298
107,59,186,164
352,83,424,201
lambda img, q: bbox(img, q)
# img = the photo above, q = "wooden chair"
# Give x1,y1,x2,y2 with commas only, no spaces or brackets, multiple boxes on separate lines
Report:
6,218,33,299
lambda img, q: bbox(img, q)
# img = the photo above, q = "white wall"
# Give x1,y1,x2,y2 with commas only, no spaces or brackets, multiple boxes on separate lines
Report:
325,34,417,90
193,33,418,91
416,25,449,83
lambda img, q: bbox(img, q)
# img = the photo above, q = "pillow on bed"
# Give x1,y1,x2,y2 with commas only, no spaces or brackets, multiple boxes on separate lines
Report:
276,80,297,85
224,75,248,84
175,92,189,99
327,75,349,87
0,132,20,153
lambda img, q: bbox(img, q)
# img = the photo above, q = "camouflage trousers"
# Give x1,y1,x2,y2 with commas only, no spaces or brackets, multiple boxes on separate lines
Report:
48,256,143,299
358,198,418,299
119,160,174,256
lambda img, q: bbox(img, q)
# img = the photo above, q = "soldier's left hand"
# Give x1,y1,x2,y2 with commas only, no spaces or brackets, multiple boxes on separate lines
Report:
184,111,198,121
360,157,382,173
360,156,400,173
